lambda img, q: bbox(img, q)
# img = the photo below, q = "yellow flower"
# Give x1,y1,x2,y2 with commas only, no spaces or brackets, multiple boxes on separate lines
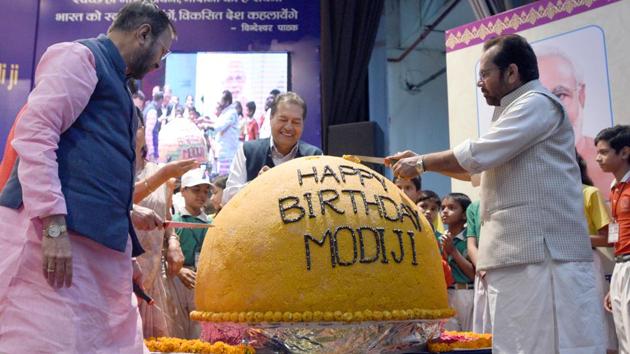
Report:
143,337,255,354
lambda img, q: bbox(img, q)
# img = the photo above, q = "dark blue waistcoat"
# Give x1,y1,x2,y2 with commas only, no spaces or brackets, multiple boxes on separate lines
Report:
0,35,144,256
243,138,323,182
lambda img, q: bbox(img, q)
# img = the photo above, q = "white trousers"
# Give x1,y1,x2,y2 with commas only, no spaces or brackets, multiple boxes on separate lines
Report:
472,273,492,334
593,249,618,350
445,288,474,332
485,253,605,354
611,261,630,354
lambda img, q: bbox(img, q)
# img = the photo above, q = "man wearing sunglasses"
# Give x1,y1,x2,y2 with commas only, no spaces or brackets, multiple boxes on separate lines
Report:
0,1,175,352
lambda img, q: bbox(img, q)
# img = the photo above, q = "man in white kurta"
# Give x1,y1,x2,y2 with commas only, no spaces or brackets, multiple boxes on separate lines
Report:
388,34,604,354
212,91,240,176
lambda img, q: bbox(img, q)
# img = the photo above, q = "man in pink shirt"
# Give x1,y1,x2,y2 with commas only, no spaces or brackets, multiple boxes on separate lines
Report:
0,2,174,352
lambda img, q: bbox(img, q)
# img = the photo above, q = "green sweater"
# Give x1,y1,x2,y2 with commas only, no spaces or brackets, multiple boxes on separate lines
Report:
173,212,212,267
466,200,481,240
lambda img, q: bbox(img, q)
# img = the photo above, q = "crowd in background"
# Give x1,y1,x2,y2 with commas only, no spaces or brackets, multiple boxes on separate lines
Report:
133,84,282,179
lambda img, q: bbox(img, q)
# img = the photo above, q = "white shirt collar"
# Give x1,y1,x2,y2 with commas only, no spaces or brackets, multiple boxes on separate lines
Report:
453,229,466,241
180,209,209,223
612,169,630,188
493,80,543,122
270,137,299,159
499,80,541,107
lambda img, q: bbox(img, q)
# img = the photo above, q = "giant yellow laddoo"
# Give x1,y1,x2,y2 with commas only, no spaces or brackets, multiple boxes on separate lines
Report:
192,156,453,323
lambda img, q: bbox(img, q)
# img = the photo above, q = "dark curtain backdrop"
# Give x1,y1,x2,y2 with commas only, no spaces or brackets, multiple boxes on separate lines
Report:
320,0,385,152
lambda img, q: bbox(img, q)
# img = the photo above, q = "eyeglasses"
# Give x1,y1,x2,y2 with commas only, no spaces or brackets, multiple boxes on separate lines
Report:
154,35,171,61
477,67,501,82
142,2,171,61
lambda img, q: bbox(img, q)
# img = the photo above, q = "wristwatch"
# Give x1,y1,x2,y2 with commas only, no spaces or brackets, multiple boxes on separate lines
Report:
44,223,67,238
415,156,425,175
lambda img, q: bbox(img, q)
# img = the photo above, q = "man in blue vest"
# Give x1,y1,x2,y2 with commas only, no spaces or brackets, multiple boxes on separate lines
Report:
222,91,322,204
0,1,175,352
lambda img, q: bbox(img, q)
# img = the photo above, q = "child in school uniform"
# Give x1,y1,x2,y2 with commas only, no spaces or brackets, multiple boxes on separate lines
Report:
596,126,630,353
168,168,212,339
439,193,475,331
418,191,454,287
465,200,492,334
417,190,440,229
577,152,617,350
394,175,422,203
418,190,445,233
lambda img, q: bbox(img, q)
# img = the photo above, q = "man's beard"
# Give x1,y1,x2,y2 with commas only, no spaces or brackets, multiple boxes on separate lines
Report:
127,48,156,80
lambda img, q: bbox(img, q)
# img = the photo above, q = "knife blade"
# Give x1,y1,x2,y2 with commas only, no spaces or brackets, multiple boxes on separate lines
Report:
352,155,387,165
164,220,214,229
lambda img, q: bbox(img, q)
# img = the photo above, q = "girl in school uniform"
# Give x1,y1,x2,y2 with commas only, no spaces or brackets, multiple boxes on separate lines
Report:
439,193,475,331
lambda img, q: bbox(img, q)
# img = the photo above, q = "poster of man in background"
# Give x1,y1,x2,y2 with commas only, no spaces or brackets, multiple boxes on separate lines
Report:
536,45,611,194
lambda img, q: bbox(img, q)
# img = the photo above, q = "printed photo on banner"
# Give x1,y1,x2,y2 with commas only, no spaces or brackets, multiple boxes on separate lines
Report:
165,52,289,120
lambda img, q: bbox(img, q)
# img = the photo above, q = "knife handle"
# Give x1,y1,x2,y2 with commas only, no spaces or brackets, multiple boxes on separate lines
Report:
133,281,154,305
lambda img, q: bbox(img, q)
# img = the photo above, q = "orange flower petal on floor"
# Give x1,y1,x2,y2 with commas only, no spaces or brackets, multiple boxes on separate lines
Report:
427,331,492,352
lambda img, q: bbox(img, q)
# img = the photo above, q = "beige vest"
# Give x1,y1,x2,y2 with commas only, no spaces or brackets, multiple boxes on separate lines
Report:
477,82,593,270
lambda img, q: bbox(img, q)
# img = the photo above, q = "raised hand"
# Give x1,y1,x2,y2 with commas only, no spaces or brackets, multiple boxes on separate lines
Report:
163,158,199,179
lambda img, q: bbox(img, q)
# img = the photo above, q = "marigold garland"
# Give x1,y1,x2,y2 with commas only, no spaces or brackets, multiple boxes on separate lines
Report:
145,337,255,354
190,307,455,323
427,331,492,352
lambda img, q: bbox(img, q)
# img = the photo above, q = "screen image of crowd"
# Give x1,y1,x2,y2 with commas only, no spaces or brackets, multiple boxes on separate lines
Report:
137,84,280,183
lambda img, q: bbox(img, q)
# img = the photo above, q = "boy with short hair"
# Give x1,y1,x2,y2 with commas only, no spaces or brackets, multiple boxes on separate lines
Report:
394,176,422,203
169,168,211,339
417,190,440,229
596,125,630,353
417,190,455,289
417,190,445,233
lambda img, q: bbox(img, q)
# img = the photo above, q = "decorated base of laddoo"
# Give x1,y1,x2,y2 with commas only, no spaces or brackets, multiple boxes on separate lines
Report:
198,320,445,354
190,307,454,324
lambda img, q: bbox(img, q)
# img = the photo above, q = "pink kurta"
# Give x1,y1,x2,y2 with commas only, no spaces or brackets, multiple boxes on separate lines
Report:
0,41,147,353
135,162,177,338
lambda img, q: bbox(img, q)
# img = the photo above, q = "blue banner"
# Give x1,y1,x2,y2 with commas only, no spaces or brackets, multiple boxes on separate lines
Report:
0,0,321,154
0,0,39,154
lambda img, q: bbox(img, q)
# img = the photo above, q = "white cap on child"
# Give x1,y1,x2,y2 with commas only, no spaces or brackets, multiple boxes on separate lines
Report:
181,167,211,188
